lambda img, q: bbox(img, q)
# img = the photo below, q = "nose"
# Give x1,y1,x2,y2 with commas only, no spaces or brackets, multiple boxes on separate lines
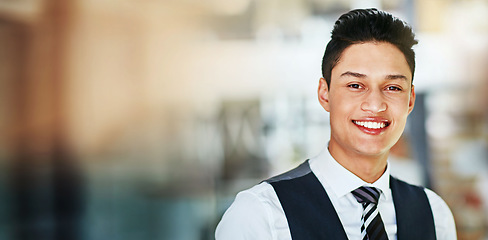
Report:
360,90,387,113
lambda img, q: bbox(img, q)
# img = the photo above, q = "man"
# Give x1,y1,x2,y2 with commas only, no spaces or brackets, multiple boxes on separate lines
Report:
216,8,456,240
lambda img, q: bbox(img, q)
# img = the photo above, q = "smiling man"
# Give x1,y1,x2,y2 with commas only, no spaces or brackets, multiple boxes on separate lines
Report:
216,9,456,240
321,41,415,184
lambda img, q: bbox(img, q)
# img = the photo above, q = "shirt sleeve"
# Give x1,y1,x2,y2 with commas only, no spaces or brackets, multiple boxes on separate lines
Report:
215,189,274,240
424,188,457,240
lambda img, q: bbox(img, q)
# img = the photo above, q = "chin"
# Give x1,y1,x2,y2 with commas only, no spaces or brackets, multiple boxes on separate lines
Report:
354,141,391,157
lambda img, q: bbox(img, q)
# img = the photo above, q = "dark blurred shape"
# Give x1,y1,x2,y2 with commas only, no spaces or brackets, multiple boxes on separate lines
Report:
2,1,85,239
408,93,432,188
51,141,84,240
218,100,268,181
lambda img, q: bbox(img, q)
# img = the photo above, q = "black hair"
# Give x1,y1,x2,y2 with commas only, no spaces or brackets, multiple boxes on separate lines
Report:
321,8,418,88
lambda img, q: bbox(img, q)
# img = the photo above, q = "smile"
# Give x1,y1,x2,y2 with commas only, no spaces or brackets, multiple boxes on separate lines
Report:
352,120,389,129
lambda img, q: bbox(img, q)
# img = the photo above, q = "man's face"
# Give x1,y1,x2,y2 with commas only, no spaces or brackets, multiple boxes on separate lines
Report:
318,42,415,159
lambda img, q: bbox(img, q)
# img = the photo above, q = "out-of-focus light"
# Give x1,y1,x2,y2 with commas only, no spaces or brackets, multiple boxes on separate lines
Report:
426,112,459,140
209,0,251,15
350,0,381,10
0,0,44,24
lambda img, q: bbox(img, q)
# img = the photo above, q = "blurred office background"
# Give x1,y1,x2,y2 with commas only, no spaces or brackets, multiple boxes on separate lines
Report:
0,0,487,239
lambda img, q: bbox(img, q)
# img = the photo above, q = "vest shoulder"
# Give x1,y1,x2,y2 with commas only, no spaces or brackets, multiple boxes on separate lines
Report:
390,175,425,190
265,160,311,183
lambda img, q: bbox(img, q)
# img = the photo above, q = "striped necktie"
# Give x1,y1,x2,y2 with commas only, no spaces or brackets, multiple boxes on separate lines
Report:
352,186,388,240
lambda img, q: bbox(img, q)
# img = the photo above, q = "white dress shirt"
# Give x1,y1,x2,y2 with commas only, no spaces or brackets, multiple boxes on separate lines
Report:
215,146,457,240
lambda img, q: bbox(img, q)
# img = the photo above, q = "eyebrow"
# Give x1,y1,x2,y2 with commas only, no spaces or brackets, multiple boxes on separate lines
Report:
385,74,408,81
340,71,408,81
340,71,366,78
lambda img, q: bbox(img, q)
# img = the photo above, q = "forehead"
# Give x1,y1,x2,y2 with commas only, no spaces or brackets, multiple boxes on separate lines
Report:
332,42,412,81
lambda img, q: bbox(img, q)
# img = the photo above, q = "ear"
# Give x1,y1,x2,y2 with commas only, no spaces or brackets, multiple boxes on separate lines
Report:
318,78,331,112
407,85,416,114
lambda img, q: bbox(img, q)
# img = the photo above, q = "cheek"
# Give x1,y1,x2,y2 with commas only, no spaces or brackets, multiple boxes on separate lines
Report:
330,94,357,112
388,96,412,115
390,108,410,130
329,103,352,122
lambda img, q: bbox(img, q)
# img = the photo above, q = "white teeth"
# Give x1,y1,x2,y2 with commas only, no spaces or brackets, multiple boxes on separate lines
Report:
353,121,387,129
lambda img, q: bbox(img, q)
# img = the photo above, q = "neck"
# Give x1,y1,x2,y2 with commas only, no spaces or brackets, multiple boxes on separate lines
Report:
328,143,388,183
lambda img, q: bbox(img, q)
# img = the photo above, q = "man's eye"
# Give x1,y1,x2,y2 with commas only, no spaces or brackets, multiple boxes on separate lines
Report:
387,86,402,91
348,84,361,89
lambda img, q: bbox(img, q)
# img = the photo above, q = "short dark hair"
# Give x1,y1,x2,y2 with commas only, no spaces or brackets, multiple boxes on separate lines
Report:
321,8,418,88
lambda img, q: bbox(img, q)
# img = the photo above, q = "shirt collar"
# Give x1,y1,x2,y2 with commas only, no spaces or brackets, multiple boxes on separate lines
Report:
309,145,391,200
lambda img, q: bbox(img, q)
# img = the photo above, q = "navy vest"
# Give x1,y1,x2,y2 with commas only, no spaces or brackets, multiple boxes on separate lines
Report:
265,160,436,239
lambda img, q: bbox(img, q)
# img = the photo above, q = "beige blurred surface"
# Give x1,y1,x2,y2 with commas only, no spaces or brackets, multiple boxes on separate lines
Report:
0,0,487,239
